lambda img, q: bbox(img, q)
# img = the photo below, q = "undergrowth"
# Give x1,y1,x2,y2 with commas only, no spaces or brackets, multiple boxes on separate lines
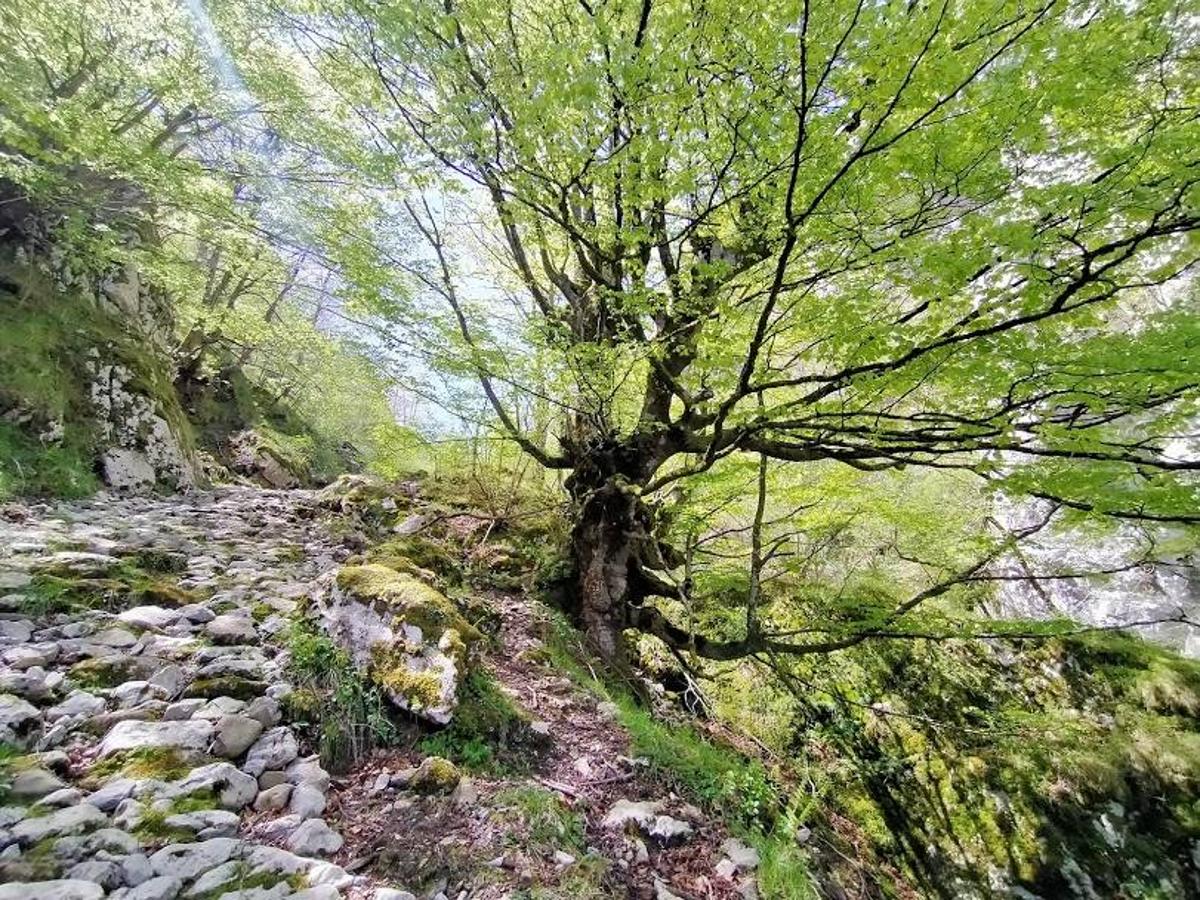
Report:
492,784,586,854
537,605,817,899
417,669,538,775
284,617,400,773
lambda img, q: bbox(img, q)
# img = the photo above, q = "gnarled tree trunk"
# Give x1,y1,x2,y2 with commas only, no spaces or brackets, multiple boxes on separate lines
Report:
565,436,668,662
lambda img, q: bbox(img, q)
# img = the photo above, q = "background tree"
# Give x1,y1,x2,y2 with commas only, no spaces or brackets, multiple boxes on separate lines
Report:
236,0,1198,660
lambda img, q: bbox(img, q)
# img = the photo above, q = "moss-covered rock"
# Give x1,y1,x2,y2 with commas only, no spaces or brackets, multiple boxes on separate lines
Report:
321,563,481,724
69,656,141,689
183,676,269,701
399,755,461,794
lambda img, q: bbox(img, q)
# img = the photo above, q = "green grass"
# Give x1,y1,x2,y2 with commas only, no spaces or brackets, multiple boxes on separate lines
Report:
520,855,615,900
493,784,586,854
0,421,99,500
285,617,401,772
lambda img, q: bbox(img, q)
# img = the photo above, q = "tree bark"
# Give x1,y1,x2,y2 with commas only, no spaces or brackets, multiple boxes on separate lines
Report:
569,476,646,660
563,426,676,662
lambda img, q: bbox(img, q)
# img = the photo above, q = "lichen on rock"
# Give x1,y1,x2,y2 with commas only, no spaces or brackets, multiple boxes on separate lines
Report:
321,563,480,724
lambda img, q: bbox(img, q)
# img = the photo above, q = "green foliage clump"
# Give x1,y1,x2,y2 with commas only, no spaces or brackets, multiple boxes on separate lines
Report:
0,420,97,500
417,670,536,775
285,617,400,773
492,784,585,854
746,630,1200,899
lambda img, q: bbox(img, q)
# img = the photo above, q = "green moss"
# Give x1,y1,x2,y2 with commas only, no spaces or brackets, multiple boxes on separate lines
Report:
182,860,304,900
183,676,268,701
281,686,321,721
366,535,461,581
20,559,195,616
250,602,273,623
126,549,188,574
336,563,482,646
86,747,193,785
69,656,138,689
404,755,461,793
370,650,446,710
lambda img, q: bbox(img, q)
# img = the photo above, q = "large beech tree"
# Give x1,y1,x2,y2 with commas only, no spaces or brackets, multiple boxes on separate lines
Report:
251,0,1199,659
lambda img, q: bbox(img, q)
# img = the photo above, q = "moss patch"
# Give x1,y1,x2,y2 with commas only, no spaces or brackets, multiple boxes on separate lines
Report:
85,747,194,786
69,656,139,689
19,560,196,617
183,676,269,701
336,563,482,646
403,755,461,793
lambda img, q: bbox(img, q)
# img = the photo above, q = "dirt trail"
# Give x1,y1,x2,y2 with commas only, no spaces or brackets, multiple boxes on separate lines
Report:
331,588,752,900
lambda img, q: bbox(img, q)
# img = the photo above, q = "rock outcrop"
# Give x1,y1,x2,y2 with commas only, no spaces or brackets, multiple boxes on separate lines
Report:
319,563,480,725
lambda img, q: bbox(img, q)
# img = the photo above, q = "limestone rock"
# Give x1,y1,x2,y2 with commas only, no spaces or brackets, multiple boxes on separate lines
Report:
97,719,213,758
46,690,106,722
288,783,326,820
12,803,107,845
210,714,264,759
11,767,67,799
0,693,40,741
284,756,330,793
163,808,241,838
719,837,760,872
321,563,481,724
286,818,343,856
602,799,694,845
0,880,104,900
253,784,292,813
205,614,258,645
242,727,299,777
118,606,182,631
148,837,242,880
172,762,258,810
243,696,281,728
125,874,183,900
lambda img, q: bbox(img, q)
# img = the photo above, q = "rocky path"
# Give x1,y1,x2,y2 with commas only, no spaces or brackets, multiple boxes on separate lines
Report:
328,590,759,900
0,487,380,900
0,486,760,900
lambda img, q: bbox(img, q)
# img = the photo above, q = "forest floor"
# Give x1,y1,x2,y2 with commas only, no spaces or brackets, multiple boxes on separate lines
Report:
0,485,760,900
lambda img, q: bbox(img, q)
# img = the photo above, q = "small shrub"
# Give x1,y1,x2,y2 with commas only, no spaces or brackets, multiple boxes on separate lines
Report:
285,618,400,772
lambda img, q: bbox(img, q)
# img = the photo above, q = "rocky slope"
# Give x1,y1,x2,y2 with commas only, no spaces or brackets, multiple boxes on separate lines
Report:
0,485,758,900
